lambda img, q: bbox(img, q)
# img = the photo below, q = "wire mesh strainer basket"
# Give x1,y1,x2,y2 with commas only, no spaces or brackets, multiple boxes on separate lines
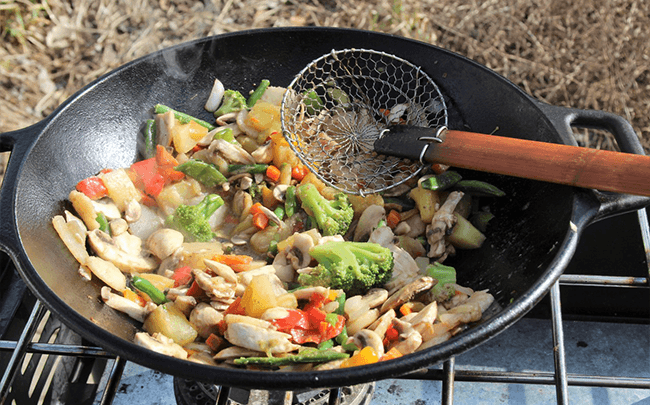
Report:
281,49,448,195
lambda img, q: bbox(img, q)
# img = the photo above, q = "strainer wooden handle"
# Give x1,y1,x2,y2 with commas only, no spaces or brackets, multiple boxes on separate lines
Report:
374,126,650,196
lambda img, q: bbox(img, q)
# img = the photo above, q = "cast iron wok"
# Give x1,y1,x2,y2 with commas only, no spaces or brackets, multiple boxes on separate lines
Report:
0,27,648,389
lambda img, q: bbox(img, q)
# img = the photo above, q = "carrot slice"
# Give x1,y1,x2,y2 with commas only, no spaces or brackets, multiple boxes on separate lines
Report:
266,165,281,182
253,212,269,230
386,209,401,229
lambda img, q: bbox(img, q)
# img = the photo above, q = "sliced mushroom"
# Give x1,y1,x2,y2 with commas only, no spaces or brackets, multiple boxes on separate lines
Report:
134,332,187,360
52,212,89,265
352,329,385,358
190,302,225,339
224,322,299,354
86,256,126,291
346,308,380,336
214,346,264,361
204,259,238,284
101,286,146,322
380,276,436,313
173,295,197,318
109,218,129,236
427,191,464,258
368,309,396,339
251,141,274,164
286,233,314,269
146,228,184,260
353,205,386,242
209,138,255,164
272,184,291,203
154,111,175,148
88,229,158,273
271,251,296,283
124,199,142,222
192,269,235,301
389,318,423,355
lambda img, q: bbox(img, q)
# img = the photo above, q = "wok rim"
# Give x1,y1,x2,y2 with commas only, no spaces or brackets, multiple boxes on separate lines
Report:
3,26,601,388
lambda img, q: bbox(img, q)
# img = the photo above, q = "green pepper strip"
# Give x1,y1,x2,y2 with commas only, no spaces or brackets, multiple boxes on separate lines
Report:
246,79,270,108
153,104,216,131
284,185,296,218
335,326,359,352
274,206,285,221
213,127,238,144
420,170,462,191
132,276,169,305
227,164,269,174
96,213,110,234
334,292,346,316
175,159,227,187
233,348,348,366
318,339,335,350
142,119,157,159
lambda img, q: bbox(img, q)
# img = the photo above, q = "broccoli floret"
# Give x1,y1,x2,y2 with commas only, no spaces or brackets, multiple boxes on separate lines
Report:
296,183,353,236
166,194,224,242
214,90,247,117
298,241,394,296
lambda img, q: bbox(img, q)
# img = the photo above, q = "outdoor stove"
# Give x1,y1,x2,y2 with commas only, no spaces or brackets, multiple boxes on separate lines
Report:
1,207,648,405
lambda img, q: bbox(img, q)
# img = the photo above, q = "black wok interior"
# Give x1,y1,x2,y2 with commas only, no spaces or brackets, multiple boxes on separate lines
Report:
7,28,597,388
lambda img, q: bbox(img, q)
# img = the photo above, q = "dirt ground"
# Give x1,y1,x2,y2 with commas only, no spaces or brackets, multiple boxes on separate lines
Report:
1,0,649,180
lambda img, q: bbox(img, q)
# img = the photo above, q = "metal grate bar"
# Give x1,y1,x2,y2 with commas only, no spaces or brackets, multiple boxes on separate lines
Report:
441,358,455,405
559,274,648,287
98,357,126,405
0,341,115,358
550,282,569,405
0,301,45,405
397,368,650,388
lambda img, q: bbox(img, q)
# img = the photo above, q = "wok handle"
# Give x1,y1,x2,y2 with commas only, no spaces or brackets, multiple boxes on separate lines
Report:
537,104,650,219
425,129,650,197
0,121,47,255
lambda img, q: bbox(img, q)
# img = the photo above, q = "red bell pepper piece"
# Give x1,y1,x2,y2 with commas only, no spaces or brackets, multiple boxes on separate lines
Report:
130,158,165,197
171,266,193,287
223,296,246,316
76,176,108,199
272,309,310,332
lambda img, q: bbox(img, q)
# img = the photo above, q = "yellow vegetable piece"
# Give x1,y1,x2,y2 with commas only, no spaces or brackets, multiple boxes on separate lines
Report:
241,274,278,318
172,120,208,154
340,346,379,368
99,168,142,212
246,101,280,132
143,302,198,346
409,186,441,223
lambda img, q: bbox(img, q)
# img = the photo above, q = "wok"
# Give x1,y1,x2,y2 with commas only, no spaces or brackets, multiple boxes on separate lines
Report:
0,27,648,389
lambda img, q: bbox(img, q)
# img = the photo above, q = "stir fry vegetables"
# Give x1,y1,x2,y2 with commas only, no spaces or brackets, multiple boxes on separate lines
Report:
52,78,501,370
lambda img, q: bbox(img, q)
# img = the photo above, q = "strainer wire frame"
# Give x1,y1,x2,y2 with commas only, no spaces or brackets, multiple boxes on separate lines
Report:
281,48,449,196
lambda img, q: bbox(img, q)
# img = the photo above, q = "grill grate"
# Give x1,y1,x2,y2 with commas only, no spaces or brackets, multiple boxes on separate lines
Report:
1,209,648,405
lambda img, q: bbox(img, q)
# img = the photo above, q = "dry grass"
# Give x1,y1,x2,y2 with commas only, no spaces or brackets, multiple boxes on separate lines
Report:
1,0,649,178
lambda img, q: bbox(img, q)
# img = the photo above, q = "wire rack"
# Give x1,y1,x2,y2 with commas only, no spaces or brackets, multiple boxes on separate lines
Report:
1,209,649,405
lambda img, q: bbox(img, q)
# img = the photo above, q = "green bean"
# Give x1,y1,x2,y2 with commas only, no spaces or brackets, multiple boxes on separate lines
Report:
226,164,269,174
175,159,227,187
153,104,216,131
142,119,157,159
246,79,270,108
233,348,348,366
284,185,296,217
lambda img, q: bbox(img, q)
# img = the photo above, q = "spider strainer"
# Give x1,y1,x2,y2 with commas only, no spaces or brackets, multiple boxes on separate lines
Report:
280,49,448,196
